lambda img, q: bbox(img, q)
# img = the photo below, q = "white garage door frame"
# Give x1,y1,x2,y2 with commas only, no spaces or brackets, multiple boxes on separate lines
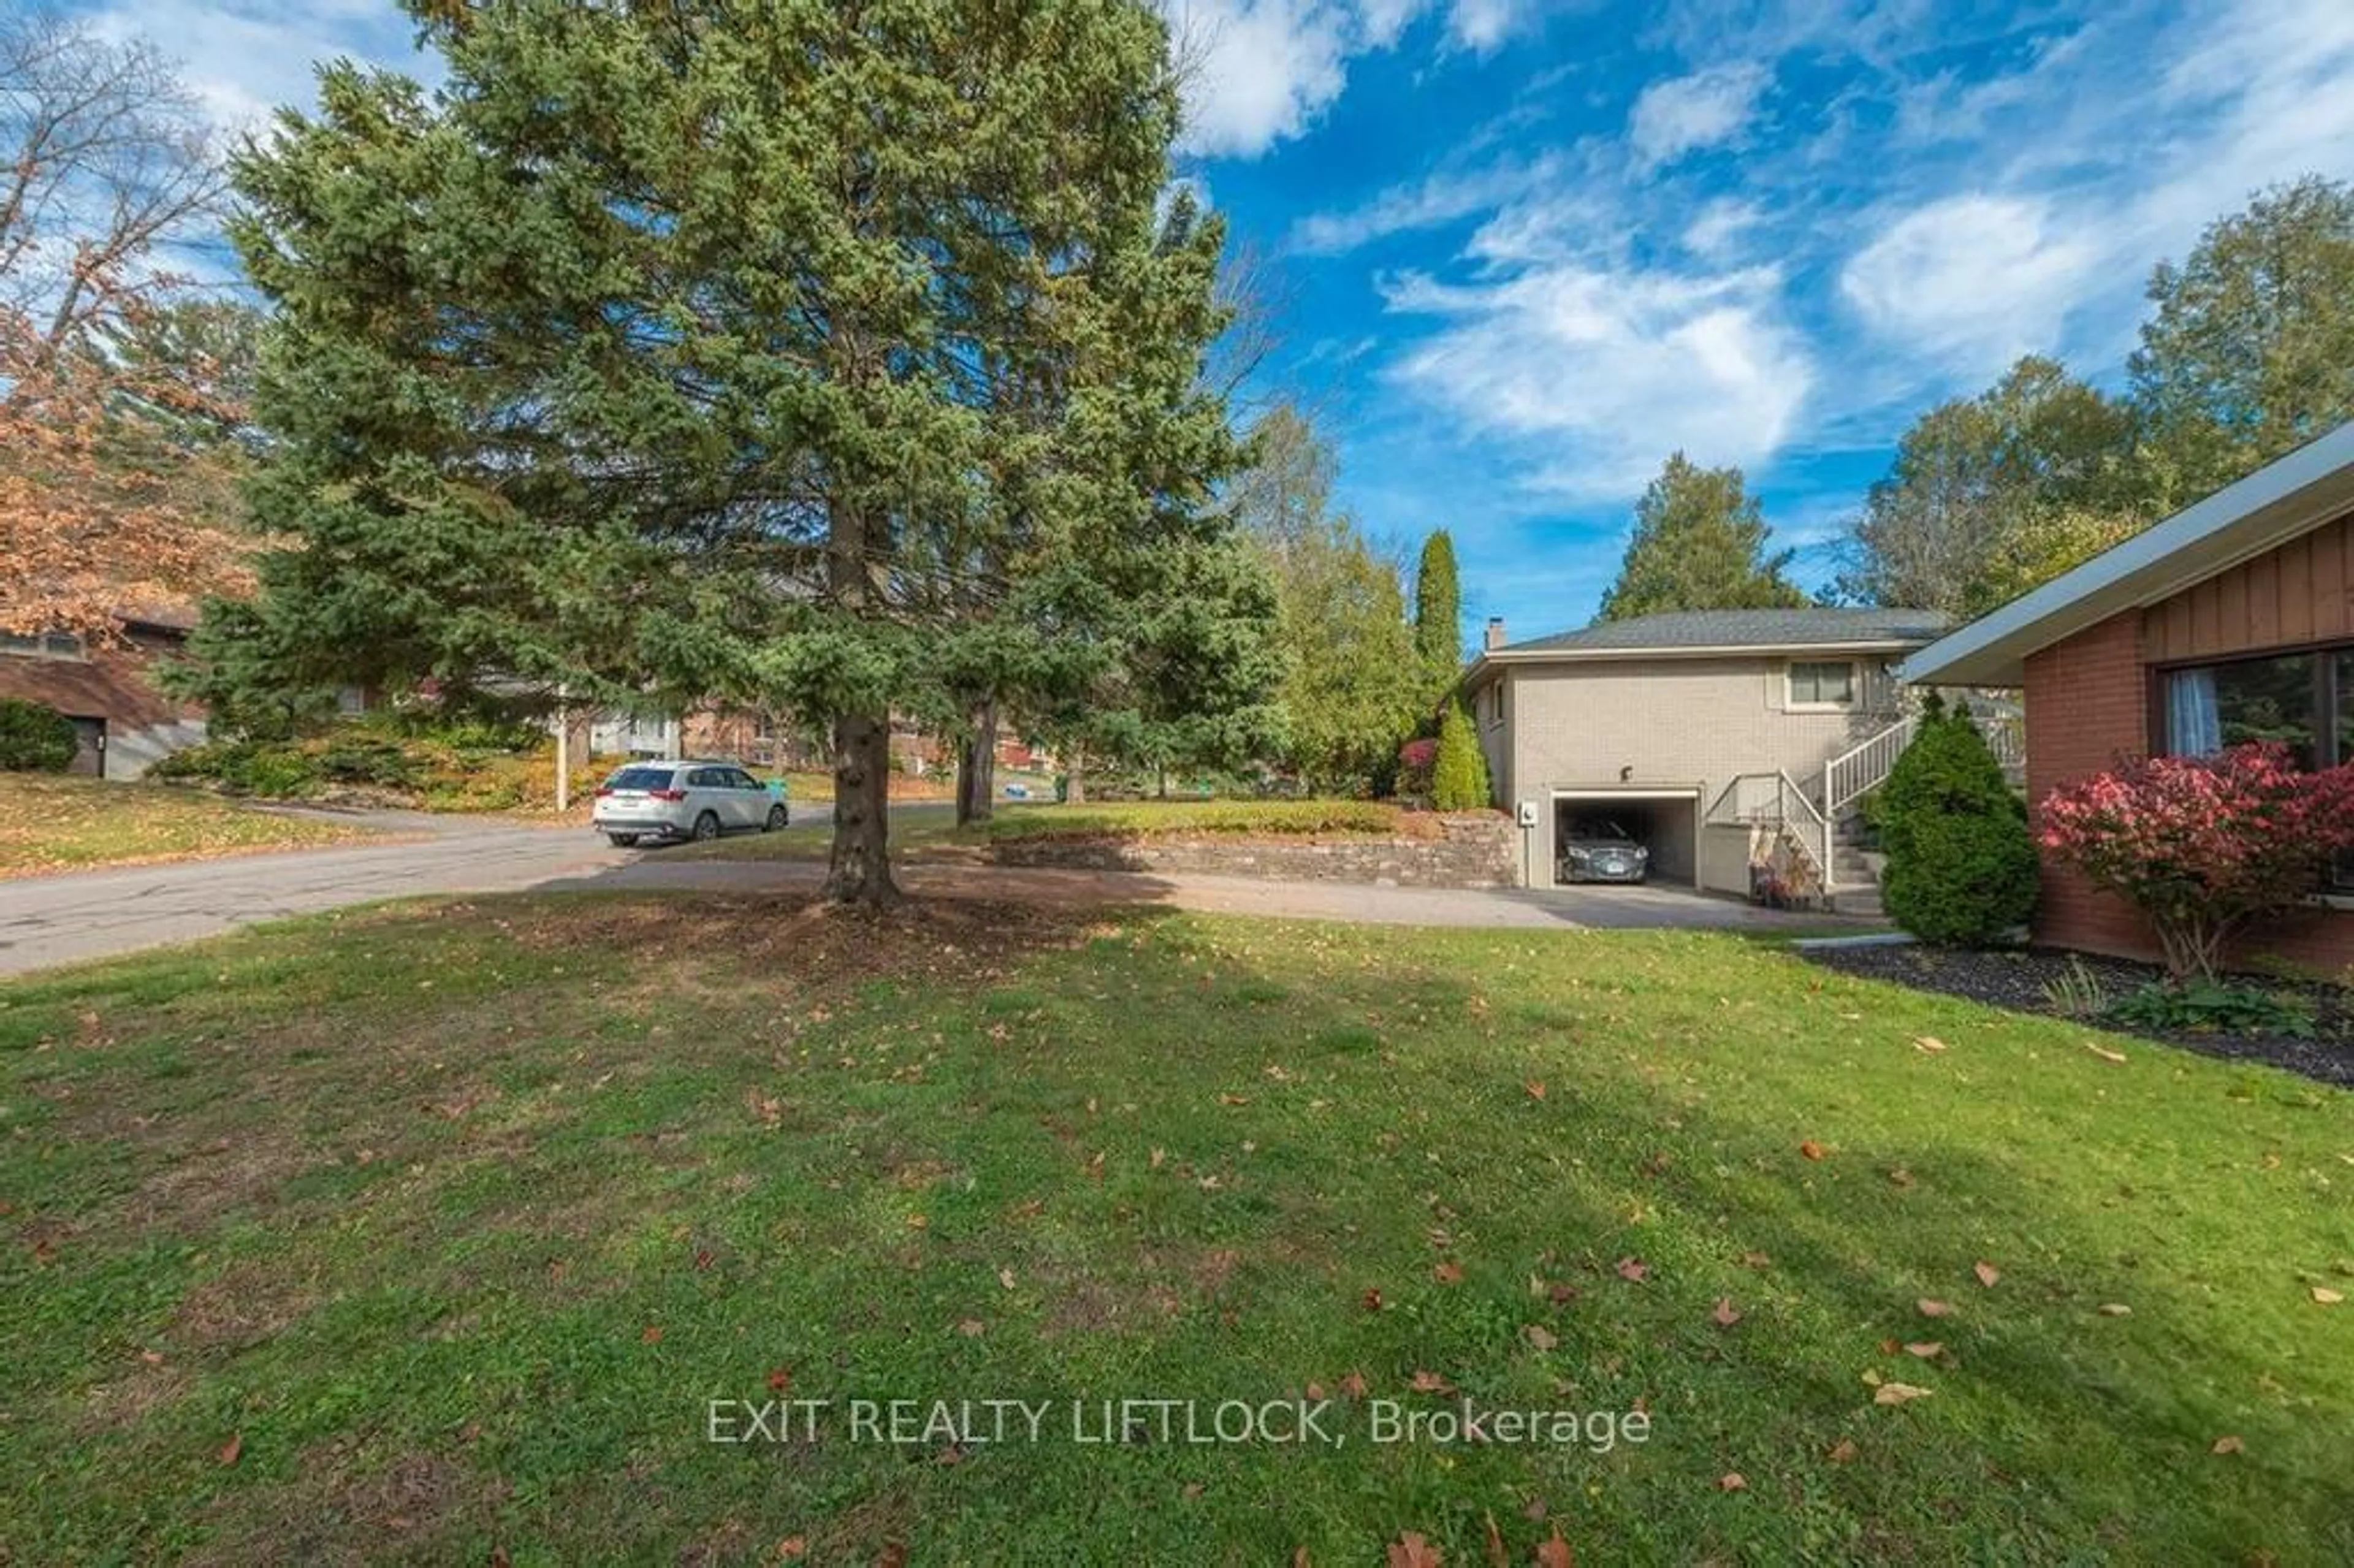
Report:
1547,786,1704,889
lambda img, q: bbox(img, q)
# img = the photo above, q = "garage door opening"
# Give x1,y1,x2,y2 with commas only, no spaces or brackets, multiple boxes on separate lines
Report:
1552,792,1699,888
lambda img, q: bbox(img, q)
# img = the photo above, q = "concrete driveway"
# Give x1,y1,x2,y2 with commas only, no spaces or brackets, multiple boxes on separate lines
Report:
1,806,1855,977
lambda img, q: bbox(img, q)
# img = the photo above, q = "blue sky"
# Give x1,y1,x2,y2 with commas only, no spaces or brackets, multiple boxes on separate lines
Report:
78,0,2354,640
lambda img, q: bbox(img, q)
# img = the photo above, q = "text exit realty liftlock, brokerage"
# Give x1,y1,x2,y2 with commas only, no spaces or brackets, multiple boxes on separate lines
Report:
706,1395,1653,1452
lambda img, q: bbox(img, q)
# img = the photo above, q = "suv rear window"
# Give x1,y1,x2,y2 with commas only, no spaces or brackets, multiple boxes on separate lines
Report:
608,767,674,791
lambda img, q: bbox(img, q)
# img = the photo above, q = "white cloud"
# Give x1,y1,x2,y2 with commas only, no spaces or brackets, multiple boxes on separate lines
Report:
1383,261,1813,500
1447,0,1538,52
1629,61,1770,168
1289,150,1564,253
1167,1,1449,158
89,0,433,131
1165,0,1561,158
1839,193,2101,378
1627,61,1772,169
1682,196,1764,259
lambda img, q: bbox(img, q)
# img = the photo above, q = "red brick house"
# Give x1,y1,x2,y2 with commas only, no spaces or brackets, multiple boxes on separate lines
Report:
1905,422,2354,969
0,611,208,778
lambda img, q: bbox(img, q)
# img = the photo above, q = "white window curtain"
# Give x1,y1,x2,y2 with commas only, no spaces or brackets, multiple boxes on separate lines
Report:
2166,668,2223,755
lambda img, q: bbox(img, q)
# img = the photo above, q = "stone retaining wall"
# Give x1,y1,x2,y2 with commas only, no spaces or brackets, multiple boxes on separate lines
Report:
987,813,1517,889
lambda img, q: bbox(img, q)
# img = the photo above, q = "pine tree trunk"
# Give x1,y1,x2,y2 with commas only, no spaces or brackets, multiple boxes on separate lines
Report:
825,710,899,905
821,494,896,907
1066,745,1086,805
955,698,998,826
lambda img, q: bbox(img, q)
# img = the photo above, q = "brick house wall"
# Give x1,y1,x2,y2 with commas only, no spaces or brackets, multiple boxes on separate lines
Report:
2022,549,2354,974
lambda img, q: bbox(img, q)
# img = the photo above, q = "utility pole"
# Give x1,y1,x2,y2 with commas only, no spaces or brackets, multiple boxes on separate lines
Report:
554,686,571,813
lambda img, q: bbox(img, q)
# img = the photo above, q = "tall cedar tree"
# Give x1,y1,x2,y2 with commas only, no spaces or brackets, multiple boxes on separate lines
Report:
1413,529,1461,695
1596,454,1805,623
200,1,1236,903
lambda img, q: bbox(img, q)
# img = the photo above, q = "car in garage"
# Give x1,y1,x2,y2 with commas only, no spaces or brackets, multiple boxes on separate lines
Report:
1557,816,1649,884
592,760,787,847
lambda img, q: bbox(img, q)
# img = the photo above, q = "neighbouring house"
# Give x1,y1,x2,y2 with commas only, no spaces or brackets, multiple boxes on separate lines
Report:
1461,606,1978,908
0,611,208,778
1903,419,2354,969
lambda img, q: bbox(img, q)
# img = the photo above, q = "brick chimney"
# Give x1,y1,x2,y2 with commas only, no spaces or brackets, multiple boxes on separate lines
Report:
1484,616,1506,652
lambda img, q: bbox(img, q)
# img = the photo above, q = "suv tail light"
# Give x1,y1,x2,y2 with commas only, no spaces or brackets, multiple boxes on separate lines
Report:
594,786,614,797
650,787,687,802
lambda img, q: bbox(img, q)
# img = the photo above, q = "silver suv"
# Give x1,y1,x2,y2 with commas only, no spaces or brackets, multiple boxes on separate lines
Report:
592,760,788,847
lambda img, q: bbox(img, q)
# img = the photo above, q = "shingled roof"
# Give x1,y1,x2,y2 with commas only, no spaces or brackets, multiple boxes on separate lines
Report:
1498,606,1951,657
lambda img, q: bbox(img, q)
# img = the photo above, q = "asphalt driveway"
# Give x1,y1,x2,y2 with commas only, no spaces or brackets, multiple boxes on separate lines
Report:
1,807,1854,976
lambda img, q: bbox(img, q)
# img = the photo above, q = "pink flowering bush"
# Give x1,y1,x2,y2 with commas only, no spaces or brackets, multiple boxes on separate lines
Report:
2037,742,2354,983
1395,736,1438,796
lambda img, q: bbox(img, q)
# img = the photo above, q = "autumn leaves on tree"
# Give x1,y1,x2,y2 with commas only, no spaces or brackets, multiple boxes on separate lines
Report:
0,12,254,642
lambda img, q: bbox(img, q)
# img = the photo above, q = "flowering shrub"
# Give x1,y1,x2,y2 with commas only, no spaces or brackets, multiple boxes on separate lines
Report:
2037,742,2354,983
1395,736,1438,797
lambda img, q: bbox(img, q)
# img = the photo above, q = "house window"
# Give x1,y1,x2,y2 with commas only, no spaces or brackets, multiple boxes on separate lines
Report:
0,631,85,660
2163,653,2320,769
1787,660,1856,707
1485,682,1504,726
2163,647,2354,888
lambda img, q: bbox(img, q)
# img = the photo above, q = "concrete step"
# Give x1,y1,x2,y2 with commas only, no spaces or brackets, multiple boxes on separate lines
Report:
1833,886,1886,918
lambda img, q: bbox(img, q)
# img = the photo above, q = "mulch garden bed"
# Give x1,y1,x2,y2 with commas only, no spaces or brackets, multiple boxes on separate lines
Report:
1804,942,2354,1090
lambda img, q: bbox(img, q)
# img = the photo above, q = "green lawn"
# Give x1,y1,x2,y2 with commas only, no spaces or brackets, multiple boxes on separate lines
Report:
0,774,378,877
687,797,1409,862
2,897,2348,1563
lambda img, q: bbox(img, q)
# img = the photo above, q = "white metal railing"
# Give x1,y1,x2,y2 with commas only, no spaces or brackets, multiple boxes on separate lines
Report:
1824,718,1918,817
1981,713,2027,780
1708,770,1835,892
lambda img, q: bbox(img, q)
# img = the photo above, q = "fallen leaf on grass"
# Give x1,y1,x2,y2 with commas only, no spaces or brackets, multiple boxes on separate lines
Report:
2212,1435,2244,1455
1363,1288,1385,1312
2096,1303,2133,1317
1718,1472,1747,1491
1712,1298,1742,1328
218,1432,243,1466
1887,1167,1916,1189
956,1319,985,1337
1339,1371,1369,1398
1536,1527,1575,1567
1434,1261,1465,1285
1615,1257,1650,1282
1483,1510,1508,1568
641,1325,665,1344
1917,1299,1954,1318
767,1368,793,1392
1912,1036,1948,1054
1827,1438,1859,1464
776,1538,809,1560
1799,1140,1829,1161
1973,1262,2001,1288
1874,1383,1933,1406
1903,1342,1944,1358
1523,1324,1558,1352
1410,1369,1458,1395
2084,1041,2128,1064
2313,1287,2345,1305
1387,1531,1443,1567
1525,1081,1547,1102
1739,1250,1772,1269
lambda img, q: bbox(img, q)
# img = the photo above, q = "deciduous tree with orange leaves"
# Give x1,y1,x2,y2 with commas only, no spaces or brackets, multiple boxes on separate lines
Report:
0,10,254,642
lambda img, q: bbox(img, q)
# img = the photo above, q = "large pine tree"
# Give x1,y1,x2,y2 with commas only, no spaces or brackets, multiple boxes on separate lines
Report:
194,0,1237,903
1595,454,1805,623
